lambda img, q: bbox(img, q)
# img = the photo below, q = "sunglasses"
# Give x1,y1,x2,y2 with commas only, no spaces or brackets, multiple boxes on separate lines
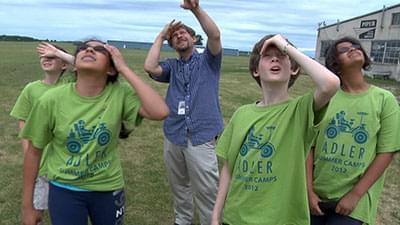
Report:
337,44,361,54
78,44,110,56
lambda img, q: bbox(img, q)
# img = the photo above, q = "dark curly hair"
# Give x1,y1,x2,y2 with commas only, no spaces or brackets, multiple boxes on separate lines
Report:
325,36,371,78
249,34,300,88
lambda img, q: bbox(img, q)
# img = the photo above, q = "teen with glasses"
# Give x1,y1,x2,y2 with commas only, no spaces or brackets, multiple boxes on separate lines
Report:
306,36,400,225
21,39,169,225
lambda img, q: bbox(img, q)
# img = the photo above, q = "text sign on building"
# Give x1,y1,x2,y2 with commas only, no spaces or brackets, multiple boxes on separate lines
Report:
359,29,375,39
360,20,377,28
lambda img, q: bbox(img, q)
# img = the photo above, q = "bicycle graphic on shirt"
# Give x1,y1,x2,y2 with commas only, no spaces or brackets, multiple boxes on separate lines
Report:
239,126,275,158
325,111,369,144
66,120,112,153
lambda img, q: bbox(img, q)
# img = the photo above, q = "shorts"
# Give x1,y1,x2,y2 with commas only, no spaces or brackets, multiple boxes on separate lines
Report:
33,176,49,210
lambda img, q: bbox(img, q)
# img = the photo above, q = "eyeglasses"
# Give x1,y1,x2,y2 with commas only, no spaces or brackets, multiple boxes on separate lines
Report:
337,44,361,54
78,44,110,56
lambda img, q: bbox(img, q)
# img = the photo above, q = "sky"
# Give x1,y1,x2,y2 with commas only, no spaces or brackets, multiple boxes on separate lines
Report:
1,0,399,57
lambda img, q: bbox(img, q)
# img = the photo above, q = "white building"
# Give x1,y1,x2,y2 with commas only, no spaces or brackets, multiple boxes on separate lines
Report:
315,4,400,81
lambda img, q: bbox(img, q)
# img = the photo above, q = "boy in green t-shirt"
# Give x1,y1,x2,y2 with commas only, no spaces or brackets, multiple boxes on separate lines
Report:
211,34,340,225
306,36,400,225
10,44,69,220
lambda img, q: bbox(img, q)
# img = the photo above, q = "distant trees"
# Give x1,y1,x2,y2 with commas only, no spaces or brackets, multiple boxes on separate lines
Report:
195,34,203,46
0,35,62,42
0,35,40,41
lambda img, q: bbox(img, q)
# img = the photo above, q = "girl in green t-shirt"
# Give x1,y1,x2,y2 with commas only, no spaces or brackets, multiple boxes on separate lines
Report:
10,44,69,222
11,44,69,153
20,40,169,225
306,36,400,225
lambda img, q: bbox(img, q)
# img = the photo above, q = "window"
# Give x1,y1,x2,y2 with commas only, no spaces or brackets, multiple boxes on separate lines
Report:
392,13,400,25
371,40,400,64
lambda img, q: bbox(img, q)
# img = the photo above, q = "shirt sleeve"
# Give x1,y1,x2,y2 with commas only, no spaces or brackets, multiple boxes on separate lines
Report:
203,46,222,72
19,95,54,150
216,108,243,165
120,82,143,132
297,92,318,155
10,85,32,121
148,59,172,83
376,93,400,153
216,117,234,160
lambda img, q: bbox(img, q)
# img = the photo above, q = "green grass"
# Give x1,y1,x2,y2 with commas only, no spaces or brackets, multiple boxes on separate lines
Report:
0,41,399,225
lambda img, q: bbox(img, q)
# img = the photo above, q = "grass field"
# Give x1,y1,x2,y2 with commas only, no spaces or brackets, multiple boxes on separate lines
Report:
0,41,398,225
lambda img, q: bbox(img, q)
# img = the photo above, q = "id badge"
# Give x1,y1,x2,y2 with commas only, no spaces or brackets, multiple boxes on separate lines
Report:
178,101,186,115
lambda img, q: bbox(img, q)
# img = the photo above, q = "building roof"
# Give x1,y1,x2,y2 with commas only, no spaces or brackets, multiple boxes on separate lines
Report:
319,3,400,30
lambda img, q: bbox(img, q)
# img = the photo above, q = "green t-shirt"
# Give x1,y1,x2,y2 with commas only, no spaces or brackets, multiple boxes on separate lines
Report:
10,80,67,176
20,81,142,191
11,80,59,120
312,86,400,225
216,93,320,225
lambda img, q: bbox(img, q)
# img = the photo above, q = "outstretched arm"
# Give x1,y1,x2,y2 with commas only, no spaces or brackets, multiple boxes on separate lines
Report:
260,35,340,111
144,20,182,76
211,160,231,225
181,0,221,55
21,142,42,225
37,42,75,65
335,152,395,215
105,44,169,120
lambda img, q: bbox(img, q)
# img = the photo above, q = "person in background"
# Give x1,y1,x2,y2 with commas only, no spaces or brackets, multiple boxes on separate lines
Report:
144,0,223,224
11,44,69,224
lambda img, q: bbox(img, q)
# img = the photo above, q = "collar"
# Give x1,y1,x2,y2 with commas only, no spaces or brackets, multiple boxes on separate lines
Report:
179,49,199,63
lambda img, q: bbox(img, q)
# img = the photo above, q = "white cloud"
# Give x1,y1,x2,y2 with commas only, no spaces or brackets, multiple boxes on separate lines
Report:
0,0,399,56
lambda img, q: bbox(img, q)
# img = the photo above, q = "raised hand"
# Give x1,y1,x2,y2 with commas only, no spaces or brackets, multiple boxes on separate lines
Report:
161,19,182,41
36,42,75,65
180,0,199,10
260,34,288,56
36,42,58,58
104,44,128,74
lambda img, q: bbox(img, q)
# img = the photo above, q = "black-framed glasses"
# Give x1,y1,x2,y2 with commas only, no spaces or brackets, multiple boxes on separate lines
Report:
337,44,361,54
78,44,110,56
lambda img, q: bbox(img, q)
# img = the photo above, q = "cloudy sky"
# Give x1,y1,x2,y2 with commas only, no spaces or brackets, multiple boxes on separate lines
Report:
1,0,399,56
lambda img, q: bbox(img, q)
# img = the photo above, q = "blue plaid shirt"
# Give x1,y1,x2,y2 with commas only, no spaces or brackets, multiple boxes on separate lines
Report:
151,47,224,146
